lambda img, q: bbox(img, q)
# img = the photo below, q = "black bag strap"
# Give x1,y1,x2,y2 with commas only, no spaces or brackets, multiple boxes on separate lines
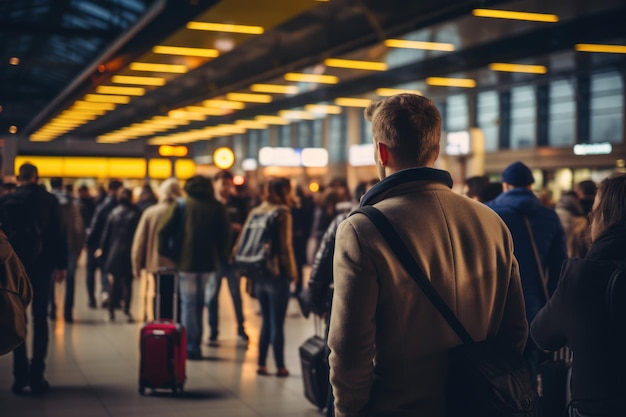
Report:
353,206,474,345
521,215,550,302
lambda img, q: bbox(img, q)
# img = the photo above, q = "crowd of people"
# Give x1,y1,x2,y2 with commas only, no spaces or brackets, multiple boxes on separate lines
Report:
1,93,624,417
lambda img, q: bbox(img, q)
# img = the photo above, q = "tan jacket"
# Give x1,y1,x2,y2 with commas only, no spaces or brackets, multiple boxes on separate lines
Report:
328,169,528,417
131,201,175,277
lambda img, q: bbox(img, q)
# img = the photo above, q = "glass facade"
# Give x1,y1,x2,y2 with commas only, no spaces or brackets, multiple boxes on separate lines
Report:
477,91,499,152
329,114,347,163
549,79,576,147
590,71,623,144
510,86,536,149
445,94,469,132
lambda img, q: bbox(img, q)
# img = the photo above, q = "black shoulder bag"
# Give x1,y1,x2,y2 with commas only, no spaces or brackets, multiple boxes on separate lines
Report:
354,206,537,417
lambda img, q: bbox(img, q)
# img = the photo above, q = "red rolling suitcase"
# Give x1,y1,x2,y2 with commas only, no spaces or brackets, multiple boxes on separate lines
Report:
139,268,186,395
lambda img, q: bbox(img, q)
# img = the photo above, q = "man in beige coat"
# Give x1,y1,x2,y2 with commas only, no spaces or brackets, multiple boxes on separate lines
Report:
131,178,181,320
328,94,528,417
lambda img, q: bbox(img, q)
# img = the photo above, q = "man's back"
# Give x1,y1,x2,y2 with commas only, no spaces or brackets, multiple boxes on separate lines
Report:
487,188,566,321
329,168,527,417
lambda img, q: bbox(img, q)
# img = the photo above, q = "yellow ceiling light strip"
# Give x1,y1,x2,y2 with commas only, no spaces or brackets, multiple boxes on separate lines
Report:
112,75,166,86
425,77,476,88
305,104,342,114
60,108,106,116
96,85,145,96
489,63,548,74
235,120,269,129
384,39,455,51
153,45,219,58
472,9,559,22
334,97,371,107
324,58,387,71
186,21,264,35
186,106,231,116
226,92,272,103
72,101,117,111
255,115,290,125
250,84,298,94
168,109,207,121
84,94,131,104
376,88,422,96
575,44,626,54
279,110,314,120
129,62,188,73
203,99,245,110
284,73,339,84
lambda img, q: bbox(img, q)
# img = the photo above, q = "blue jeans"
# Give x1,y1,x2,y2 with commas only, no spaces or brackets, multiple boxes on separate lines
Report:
206,261,245,335
255,277,290,368
179,272,212,355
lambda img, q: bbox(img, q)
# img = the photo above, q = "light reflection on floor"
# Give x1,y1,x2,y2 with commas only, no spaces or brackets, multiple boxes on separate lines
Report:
0,252,320,417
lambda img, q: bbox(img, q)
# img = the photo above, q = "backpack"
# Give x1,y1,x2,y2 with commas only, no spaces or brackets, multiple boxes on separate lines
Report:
0,194,43,266
234,208,283,279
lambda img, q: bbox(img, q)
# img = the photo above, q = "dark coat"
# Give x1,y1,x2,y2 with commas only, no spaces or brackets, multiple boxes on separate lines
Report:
0,183,67,274
531,225,626,415
487,188,567,321
87,195,117,250
100,204,141,277
158,176,230,273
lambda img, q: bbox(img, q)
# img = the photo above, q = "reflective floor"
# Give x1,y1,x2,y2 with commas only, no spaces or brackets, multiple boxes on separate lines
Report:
0,255,320,417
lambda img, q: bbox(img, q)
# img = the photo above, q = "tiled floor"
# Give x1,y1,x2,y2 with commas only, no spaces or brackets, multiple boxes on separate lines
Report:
0,258,322,417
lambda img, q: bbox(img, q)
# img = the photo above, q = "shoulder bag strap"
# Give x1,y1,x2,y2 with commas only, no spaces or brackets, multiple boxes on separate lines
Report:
353,206,474,345
521,215,550,302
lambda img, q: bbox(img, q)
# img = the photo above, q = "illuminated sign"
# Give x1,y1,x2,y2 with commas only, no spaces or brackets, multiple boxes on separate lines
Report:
349,144,375,166
159,145,188,157
258,147,329,167
241,158,258,171
445,131,471,156
573,142,612,156
214,147,235,169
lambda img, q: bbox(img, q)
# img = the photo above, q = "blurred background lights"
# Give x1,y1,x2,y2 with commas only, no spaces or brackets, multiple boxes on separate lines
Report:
214,147,235,170
309,182,320,193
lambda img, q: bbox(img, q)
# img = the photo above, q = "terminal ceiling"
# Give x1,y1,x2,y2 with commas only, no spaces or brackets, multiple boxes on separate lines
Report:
1,0,625,146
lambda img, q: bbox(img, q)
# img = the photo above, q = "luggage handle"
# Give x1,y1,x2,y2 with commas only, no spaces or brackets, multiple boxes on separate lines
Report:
155,267,179,323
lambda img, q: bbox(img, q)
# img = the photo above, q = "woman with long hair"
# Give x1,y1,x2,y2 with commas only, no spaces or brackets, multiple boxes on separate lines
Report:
531,174,626,417
238,178,297,377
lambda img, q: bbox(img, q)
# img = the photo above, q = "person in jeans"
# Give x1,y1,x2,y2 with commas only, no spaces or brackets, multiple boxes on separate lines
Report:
158,175,230,360
531,174,626,417
206,170,249,345
237,178,298,377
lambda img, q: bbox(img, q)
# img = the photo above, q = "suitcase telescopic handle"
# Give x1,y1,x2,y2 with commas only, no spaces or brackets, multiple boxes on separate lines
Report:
155,267,179,323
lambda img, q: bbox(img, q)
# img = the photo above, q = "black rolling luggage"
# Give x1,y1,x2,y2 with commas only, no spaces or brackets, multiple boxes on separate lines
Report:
299,317,329,410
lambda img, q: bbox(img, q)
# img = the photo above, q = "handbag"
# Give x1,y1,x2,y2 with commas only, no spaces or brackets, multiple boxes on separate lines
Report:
354,206,538,417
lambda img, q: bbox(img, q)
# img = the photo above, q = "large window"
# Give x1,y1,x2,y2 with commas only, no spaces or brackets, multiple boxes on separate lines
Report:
312,119,323,148
361,115,373,144
590,71,623,143
279,124,291,147
329,114,347,163
445,94,469,132
477,91,499,152
247,130,259,158
510,86,536,149
549,79,576,147
297,121,312,148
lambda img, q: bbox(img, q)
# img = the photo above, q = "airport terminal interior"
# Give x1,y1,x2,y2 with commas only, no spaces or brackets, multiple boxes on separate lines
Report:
1,0,625,415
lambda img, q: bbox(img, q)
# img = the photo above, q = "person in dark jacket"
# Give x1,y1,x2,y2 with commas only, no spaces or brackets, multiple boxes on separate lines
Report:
487,161,567,384
86,180,122,308
136,184,158,212
0,163,67,395
158,175,230,359
77,185,96,234
98,188,141,322
531,174,626,417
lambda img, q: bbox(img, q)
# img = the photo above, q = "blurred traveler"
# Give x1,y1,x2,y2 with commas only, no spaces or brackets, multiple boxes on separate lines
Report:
98,188,141,322
464,175,490,201
158,175,230,360
49,177,85,323
291,184,315,296
206,170,249,345
0,163,67,395
329,94,527,416
131,178,182,320
77,185,96,234
479,181,503,203
531,174,626,417
487,161,567,383
136,184,158,212
555,191,590,258
576,180,597,216
86,180,122,308
237,178,297,377
1,182,17,196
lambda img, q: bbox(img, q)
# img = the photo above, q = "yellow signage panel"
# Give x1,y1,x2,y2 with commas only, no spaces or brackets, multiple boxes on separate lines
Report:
175,159,196,179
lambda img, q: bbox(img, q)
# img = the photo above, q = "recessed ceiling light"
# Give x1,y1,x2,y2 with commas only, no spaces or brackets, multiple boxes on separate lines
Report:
375,88,422,96
489,63,547,74
111,75,166,86
425,77,476,88
153,45,219,58
186,21,264,35
284,73,339,84
9,57,19,65
9,125,18,134
129,62,188,74
226,93,272,103
324,58,387,71
334,97,371,107
575,44,626,54
472,9,559,22
250,84,298,94
84,94,131,104
96,86,145,96
384,39,454,51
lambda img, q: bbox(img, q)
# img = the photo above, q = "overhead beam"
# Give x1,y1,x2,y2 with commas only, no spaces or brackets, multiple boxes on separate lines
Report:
0,22,118,39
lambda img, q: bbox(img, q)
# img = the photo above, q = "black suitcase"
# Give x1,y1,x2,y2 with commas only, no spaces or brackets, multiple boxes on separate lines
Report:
299,318,329,410
537,347,572,417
